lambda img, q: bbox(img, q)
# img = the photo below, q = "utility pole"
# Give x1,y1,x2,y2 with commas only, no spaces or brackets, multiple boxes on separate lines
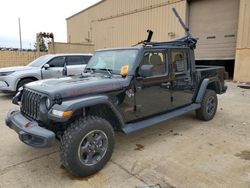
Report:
18,17,22,50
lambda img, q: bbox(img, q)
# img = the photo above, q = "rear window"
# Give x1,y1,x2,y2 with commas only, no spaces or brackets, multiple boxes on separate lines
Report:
83,56,92,63
67,56,86,65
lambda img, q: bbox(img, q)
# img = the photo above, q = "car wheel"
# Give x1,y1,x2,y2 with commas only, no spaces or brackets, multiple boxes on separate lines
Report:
196,89,218,121
16,78,34,92
60,116,114,177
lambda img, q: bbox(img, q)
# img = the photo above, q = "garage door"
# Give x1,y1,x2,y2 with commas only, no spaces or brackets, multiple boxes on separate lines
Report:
189,0,239,60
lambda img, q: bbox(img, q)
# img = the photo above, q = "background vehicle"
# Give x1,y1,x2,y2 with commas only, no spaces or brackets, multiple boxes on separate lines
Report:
0,53,92,92
5,9,227,177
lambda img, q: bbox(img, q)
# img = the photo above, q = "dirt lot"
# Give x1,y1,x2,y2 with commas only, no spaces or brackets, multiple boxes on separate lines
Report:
0,82,250,188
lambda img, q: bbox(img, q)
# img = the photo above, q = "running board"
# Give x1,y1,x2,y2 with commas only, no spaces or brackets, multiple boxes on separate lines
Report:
122,103,201,134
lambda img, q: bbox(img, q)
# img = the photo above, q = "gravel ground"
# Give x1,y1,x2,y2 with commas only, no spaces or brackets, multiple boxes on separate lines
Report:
0,81,250,188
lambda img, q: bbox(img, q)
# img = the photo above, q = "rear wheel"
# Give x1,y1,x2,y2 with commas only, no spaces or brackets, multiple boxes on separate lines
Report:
60,116,114,177
196,89,218,121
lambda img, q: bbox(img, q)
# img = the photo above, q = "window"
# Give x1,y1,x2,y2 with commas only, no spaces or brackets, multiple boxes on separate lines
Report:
86,50,138,73
48,56,65,67
83,56,92,63
170,49,188,74
141,51,166,76
67,56,85,65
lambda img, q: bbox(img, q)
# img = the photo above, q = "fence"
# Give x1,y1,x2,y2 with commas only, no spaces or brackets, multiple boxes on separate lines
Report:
0,51,47,68
0,42,95,68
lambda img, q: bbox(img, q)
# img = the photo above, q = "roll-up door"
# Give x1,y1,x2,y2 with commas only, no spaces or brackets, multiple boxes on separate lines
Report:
189,0,239,60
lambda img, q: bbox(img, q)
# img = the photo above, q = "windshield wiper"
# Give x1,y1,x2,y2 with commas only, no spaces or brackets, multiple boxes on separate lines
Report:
84,67,96,73
98,68,112,78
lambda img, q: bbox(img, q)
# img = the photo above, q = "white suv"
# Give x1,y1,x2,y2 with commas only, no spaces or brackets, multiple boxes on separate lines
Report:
0,53,92,92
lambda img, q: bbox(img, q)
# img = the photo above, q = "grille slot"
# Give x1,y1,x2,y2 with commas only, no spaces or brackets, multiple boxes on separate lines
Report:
21,89,42,121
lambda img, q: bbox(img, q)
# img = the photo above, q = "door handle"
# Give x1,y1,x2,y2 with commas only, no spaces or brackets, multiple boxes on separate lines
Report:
184,78,190,82
161,82,171,89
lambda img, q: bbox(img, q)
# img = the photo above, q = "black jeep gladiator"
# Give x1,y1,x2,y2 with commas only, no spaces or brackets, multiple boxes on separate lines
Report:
5,9,227,176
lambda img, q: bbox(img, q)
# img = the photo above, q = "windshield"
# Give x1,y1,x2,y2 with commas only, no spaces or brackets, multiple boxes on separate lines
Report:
85,50,138,74
27,55,52,67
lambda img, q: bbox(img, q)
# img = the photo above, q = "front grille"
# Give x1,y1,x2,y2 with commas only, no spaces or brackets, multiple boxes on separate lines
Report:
21,89,42,121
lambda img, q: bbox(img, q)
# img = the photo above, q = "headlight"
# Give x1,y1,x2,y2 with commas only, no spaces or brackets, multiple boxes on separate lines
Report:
45,98,51,109
0,71,15,76
51,109,73,117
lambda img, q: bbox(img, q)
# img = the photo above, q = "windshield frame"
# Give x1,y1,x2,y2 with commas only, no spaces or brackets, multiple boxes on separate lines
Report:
85,49,139,76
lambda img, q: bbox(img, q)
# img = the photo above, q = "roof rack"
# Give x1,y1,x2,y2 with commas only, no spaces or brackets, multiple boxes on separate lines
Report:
134,8,197,49
144,35,197,49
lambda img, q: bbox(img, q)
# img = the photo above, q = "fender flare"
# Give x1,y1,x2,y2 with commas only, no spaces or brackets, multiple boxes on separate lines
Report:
48,95,126,127
15,75,40,89
195,78,221,103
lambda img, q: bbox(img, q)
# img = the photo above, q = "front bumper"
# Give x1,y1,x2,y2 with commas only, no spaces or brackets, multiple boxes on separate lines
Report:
5,110,55,148
0,80,15,92
0,81,10,91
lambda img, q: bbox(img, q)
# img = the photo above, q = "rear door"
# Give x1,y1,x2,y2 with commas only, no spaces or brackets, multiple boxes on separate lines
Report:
66,56,87,76
83,55,92,63
169,48,195,108
42,56,65,79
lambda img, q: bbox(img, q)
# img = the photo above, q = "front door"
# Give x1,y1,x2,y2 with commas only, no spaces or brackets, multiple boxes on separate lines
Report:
41,56,65,79
134,50,173,120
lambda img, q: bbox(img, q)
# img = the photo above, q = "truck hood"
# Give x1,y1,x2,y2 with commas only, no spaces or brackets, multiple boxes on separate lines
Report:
0,66,33,72
25,75,129,98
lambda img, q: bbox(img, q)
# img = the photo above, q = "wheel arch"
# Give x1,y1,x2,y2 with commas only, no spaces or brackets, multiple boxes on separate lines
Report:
50,95,126,131
86,103,125,131
195,78,221,103
16,76,39,90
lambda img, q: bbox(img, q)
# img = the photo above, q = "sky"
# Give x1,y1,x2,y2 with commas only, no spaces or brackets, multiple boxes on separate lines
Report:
0,0,101,49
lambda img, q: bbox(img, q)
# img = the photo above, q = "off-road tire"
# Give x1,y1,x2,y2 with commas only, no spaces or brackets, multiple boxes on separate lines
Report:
60,116,114,177
196,89,218,121
16,78,34,92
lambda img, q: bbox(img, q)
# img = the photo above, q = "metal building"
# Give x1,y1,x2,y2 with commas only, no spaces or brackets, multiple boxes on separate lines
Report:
66,0,250,82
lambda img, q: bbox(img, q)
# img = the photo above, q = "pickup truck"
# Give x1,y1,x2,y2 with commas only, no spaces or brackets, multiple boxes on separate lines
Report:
5,9,228,177
0,53,92,92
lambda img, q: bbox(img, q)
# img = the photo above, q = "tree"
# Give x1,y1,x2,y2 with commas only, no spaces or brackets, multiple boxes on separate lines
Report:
34,37,48,52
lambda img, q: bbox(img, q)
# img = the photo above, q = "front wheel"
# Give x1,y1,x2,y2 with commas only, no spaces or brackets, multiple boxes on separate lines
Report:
196,89,218,121
60,116,114,177
16,78,34,92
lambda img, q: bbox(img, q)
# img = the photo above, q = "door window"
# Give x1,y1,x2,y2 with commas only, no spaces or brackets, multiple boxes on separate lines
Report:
140,51,166,76
67,56,86,65
83,56,92,63
170,49,188,75
48,56,65,67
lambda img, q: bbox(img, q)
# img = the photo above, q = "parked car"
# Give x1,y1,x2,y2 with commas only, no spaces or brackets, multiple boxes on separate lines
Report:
0,53,92,92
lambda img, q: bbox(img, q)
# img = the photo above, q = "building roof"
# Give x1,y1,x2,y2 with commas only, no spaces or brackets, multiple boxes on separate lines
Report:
66,0,105,20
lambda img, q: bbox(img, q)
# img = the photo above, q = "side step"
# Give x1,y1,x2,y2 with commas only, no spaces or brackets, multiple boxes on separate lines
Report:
122,103,201,134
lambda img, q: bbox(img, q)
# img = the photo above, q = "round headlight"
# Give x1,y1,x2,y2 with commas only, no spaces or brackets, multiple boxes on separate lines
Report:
45,98,51,109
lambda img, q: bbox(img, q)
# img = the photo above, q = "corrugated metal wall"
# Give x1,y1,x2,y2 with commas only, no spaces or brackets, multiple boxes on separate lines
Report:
236,0,250,49
234,0,250,82
67,0,187,49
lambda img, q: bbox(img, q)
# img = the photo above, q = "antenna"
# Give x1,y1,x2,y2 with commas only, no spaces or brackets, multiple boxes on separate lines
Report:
172,8,190,36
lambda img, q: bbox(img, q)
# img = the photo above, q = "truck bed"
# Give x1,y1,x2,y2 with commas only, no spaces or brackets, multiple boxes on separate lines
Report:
195,65,228,94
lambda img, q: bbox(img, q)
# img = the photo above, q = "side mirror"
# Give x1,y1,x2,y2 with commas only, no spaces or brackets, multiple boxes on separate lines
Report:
139,64,154,78
43,64,50,69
